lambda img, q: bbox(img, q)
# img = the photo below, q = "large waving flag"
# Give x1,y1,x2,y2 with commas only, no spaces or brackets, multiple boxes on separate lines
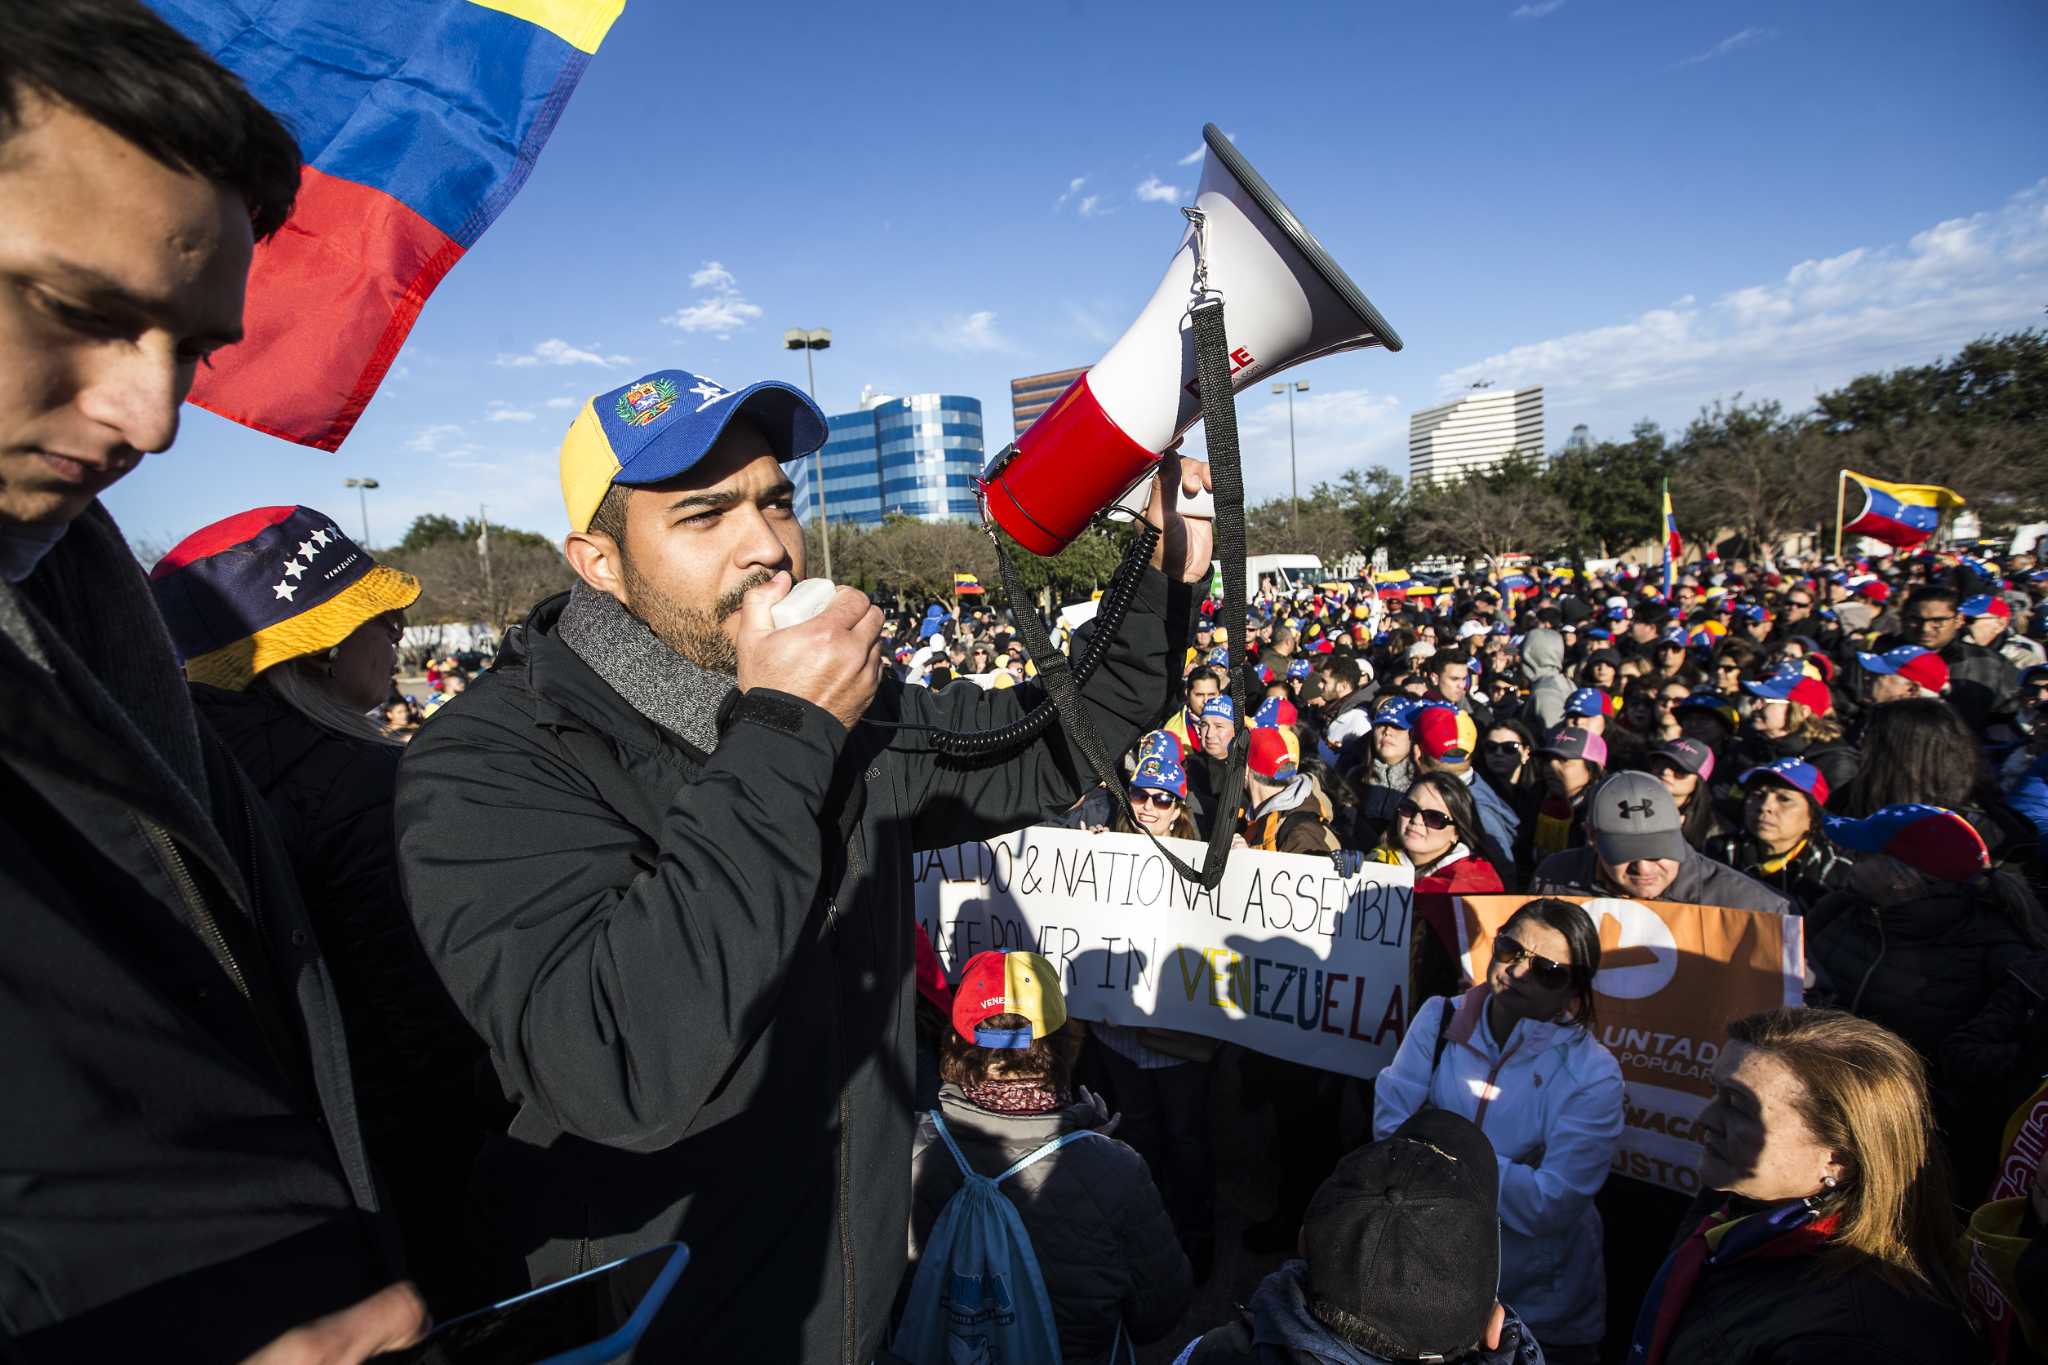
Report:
151,1,626,451
1840,469,1965,550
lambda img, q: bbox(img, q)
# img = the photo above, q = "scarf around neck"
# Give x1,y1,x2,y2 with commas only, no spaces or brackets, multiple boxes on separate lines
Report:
556,579,734,755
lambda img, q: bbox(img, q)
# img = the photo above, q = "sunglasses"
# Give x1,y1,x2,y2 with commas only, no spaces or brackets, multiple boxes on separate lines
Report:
1493,933,1574,990
1395,799,1454,831
1128,788,1180,809
1481,739,1525,755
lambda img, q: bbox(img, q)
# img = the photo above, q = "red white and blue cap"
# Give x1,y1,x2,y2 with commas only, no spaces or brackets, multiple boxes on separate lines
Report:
1254,696,1298,728
1739,757,1829,805
1856,645,1949,693
151,506,419,691
1137,728,1184,766
1742,672,1833,715
1823,804,1989,882
1287,657,1314,680
1200,695,1239,724
1565,687,1614,718
559,368,827,533
1961,594,2011,620
1374,697,1422,729
1132,750,1189,800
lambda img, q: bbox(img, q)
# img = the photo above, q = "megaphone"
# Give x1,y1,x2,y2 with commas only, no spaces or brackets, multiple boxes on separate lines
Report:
980,123,1403,555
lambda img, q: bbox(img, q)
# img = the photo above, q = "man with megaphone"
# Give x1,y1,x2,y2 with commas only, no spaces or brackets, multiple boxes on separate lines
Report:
391,370,1211,1364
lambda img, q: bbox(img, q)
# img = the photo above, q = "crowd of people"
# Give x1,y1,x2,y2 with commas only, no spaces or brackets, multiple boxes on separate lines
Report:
4,4,2047,1364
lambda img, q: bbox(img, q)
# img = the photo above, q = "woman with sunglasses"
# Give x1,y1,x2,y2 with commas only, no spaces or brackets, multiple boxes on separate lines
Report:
1374,898,1622,1365
1479,720,1542,831
1092,739,1218,1278
1372,772,1507,1003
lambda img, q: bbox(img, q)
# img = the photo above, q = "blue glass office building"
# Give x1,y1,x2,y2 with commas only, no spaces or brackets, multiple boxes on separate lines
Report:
789,393,984,526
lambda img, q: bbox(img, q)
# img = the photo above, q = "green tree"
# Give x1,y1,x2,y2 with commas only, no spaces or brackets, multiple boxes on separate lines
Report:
1405,455,1571,577
1547,420,1673,558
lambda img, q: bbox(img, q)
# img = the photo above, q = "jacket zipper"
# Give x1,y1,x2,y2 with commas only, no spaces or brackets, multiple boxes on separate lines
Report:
1469,1035,1526,1130
139,816,250,1001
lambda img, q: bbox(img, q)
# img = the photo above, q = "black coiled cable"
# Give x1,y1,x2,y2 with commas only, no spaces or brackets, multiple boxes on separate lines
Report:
864,520,1161,757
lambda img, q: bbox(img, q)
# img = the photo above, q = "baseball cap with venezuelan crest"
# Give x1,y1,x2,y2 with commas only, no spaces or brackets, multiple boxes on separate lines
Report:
559,368,827,533
150,506,419,691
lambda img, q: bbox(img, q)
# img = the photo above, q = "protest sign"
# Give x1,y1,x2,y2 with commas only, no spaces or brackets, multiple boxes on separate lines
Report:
914,828,1414,1077
1456,894,1803,1196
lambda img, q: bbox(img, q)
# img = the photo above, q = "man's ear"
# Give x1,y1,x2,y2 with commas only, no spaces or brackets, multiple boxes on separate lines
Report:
563,531,628,605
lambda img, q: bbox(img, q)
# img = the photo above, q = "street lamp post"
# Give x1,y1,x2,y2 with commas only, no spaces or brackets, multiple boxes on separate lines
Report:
785,327,833,580
343,477,380,546
1271,381,1308,528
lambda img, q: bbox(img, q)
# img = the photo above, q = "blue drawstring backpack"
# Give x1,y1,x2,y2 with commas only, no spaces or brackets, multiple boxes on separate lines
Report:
891,1110,1128,1365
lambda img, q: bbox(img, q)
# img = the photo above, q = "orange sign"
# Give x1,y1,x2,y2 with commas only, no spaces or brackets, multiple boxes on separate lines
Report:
1456,894,1803,1196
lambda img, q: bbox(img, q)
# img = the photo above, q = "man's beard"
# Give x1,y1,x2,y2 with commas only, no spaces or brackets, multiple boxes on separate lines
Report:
621,563,774,675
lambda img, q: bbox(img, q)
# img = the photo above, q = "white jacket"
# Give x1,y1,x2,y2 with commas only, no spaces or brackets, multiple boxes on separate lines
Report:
1372,984,1625,1349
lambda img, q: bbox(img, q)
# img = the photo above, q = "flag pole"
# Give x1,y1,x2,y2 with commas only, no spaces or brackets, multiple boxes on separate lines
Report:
1832,470,1847,562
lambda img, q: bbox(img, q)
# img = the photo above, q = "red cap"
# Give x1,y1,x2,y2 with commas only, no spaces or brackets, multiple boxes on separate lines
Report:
1855,581,1891,604
1787,676,1833,716
1248,727,1296,781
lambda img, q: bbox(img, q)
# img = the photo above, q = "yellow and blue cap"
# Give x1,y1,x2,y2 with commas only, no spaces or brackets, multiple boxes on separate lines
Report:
559,368,828,533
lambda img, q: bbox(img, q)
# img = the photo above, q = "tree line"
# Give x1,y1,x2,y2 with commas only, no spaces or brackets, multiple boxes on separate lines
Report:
372,328,2047,625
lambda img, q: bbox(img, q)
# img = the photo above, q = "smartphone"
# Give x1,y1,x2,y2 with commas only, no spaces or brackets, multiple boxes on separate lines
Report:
379,1242,688,1365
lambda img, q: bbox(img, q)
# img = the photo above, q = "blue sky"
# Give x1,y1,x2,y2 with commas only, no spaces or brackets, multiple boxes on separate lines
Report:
109,0,2048,550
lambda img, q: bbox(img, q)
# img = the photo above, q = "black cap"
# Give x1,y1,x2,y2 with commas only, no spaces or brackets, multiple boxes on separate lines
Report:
1302,1109,1500,1360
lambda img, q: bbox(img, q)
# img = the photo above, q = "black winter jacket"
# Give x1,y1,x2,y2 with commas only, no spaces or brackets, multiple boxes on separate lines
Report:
192,684,496,1309
393,574,1187,1364
1649,1195,1978,1365
1702,831,1857,914
1806,856,2038,1064
905,1086,1191,1362
0,507,390,1362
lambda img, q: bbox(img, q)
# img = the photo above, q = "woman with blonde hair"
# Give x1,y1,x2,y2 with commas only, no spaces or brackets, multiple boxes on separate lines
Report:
1628,1007,1976,1364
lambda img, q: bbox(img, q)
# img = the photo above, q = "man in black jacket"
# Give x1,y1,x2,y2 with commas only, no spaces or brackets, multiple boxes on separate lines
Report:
1888,583,2019,735
0,5,419,1360
394,368,1205,1363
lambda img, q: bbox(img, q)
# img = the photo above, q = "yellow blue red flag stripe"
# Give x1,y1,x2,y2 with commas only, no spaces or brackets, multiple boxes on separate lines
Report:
149,0,625,450
1842,469,1964,550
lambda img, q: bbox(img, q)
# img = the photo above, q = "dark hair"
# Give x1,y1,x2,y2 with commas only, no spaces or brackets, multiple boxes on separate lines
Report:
1389,771,1489,875
1480,718,1542,806
1713,636,1762,673
937,1014,1082,1091
1901,584,1961,615
1838,698,1985,815
586,482,632,547
1501,897,1601,1028
1114,801,1198,841
1426,649,1471,677
1186,664,1226,695
1,0,302,240
1323,655,1362,690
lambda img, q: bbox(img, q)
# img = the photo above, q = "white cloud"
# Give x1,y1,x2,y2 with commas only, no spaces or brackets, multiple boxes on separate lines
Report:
1077,194,1108,218
689,261,738,291
486,401,536,423
1435,178,2048,423
924,310,1009,353
404,422,468,454
543,396,578,410
1054,176,1087,210
1230,387,1407,497
1176,131,1234,166
1135,175,1184,205
1680,26,1773,66
665,260,764,338
1511,0,1564,17
495,337,631,368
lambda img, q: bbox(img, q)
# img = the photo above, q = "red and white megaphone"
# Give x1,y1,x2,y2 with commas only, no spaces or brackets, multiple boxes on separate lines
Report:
980,124,1403,555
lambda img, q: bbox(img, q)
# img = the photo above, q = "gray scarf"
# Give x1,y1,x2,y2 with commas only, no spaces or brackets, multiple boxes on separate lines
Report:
556,579,733,754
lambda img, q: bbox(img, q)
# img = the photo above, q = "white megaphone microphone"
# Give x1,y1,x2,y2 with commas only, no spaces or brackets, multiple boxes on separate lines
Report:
980,123,1403,556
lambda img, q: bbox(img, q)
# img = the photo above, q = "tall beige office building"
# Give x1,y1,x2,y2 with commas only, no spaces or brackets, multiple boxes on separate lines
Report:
1408,386,1545,484
1009,366,1088,436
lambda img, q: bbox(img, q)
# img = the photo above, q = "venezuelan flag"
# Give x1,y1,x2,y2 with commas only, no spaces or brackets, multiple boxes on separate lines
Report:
1661,480,1680,596
150,0,625,451
953,572,983,595
1841,470,1965,550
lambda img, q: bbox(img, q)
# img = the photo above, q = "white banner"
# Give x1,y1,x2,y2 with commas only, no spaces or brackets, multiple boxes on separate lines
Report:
912,828,1415,1077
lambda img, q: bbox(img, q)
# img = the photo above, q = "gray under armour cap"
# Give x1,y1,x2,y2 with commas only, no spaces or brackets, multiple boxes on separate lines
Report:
1588,770,1687,866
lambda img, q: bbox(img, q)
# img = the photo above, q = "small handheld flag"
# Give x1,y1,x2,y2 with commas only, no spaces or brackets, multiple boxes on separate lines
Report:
1661,480,1680,597
953,572,984,595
